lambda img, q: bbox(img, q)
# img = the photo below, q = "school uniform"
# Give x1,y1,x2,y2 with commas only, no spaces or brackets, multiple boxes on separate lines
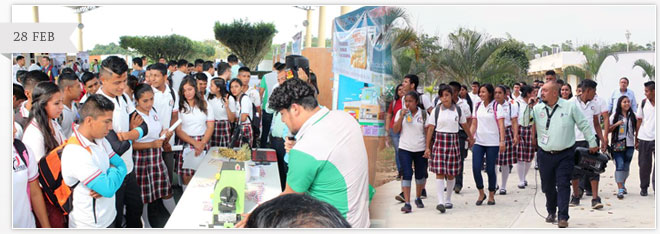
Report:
472,101,505,192
21,119,65,160
175,101,214,177
13,140,39,228
516,99,535,162
235,94,254,147
208,96,236,148
497,101,518,166
426,104,467,176
133,109,172,204
394,107,428,184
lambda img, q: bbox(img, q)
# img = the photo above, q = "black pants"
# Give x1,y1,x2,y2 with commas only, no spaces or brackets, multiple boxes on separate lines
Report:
260,111,274,148
639,140,656,190
270,136,288,191
113,170,143,228
455,132,468,188
147,198,170,228
538,146,575,221
162,151,176,186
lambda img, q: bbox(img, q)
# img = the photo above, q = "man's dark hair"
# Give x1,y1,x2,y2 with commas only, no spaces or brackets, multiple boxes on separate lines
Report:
579,79,598,91
149,62,168,76
275,63,286,72
472,81,480,86
227,54,238,63
519,81,527,86
167,60,177,68
61,67,75,75
520,85,534,98
448,81,461,94
177,59,188,68
555,79,565,85
16,55,24,62
203,61,214,72
645,81,655,90
21,70,49,91
273,62,282,69
194,59,204,67
545,70,556,76
620,77,630,84
187,63,194,68
81,71,96,85
57,72,79,90
217,62,231,75
132,57,143,68
269,78,318,112
513,83,521,87
245,193,350,228
79,94,115,121
101,56,129,76
13,84,27,101
404,74,419,90
238,66,251,74
127,75,139,91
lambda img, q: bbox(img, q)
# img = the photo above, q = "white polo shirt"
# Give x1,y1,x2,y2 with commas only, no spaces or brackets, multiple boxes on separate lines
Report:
288,107,370,228
395,107,426,152
572,96,599,141
499,101,519,127
13,142,38,228
426,104,467,134
152,85,179,146
98,89,135,173
594,95,608,114
179,101,214,136
61,128,117,228
60,102,79,139
401,93,433,111
473,101,504,146
22,119,65,160
236,95,254,124
469,92,482,110
135,109,164,143
208,96,236,121
636,99,655,141
171,70,186,93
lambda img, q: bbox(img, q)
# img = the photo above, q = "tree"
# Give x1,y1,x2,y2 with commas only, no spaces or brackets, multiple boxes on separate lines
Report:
561,40,574,51
89,42,136,56
563,46,618,81
435,28,519,85
119,34,207,61
633,59,655,81
214,19,277,70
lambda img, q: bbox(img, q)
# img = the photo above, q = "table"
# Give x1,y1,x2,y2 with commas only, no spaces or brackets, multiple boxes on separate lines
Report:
165,147,282,228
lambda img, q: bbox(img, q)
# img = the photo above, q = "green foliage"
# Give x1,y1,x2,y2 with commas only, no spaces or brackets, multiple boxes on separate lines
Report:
214,19,277,69
119,34,214,62
633,59,655,81
89,42,136,56
563,47,618,81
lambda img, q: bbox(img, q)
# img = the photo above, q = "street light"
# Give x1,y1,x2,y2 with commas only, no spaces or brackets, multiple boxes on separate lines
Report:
625,30,631,52
294,6,315,48
66,6,100,52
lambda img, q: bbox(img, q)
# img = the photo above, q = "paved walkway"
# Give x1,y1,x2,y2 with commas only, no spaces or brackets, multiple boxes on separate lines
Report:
370,150,655,228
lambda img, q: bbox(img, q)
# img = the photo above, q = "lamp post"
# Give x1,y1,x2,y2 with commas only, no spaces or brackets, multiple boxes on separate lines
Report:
67,6,99,52
294,6,314,48
625,30,631,52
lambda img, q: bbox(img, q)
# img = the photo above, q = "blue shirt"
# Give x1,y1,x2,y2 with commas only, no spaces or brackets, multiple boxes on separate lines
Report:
609,88,637,113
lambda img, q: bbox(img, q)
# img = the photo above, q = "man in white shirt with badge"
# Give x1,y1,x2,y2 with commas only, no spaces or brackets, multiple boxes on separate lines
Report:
636,81,655,196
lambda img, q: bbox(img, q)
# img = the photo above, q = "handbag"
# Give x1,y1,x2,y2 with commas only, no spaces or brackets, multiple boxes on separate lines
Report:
611,139,626,152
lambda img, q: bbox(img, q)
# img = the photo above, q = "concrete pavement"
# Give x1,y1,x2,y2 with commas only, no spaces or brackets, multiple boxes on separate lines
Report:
370,150,655,228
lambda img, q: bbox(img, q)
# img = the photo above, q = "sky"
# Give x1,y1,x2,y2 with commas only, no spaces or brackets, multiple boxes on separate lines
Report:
10,5,656,51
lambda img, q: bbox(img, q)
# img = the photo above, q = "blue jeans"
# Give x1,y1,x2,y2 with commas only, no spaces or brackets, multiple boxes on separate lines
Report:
613,147,634,171
389,128,402,173
398,149,428,185
472,145,498,191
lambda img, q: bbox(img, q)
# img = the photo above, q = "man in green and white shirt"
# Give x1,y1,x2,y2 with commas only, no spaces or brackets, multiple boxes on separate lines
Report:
257,77,370,228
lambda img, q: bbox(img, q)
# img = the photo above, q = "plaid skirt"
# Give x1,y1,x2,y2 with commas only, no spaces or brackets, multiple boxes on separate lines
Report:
516,125,536,162
236,123,253,147
134,147,172,204
211,120,231,148
496,126,517,166
174,135,208,177
429,132,461,176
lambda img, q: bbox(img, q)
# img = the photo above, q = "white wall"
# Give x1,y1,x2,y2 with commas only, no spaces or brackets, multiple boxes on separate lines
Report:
595,51,655,111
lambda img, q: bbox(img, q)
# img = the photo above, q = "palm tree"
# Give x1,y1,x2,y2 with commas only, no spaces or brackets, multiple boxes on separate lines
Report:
563,46,619,81
633,59,655,81
434,28,519,85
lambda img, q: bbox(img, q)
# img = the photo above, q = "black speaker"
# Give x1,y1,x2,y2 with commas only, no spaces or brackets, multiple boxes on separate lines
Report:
573,147,609,175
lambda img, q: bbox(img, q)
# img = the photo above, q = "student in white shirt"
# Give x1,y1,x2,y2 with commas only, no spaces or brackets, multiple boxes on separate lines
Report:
130,84,174,228
15,71,50,130
171,59,188,93
561,83,573,100
61,94,127,228
608,95,637,199
230,78,255,147
79,72,100,106
469,81,482,110
239,66,262,116
57,72,82,138
13,55,27,84
401,74,432,113
494,85,519,195
175,77,214,189
636,81,655,196
424,85,473,213
448,82,473,194
22,82,65,162
194,72,209,99
515,85,537,189
208,78,237,148
202,61,215,94
13,124,51,228
470,84,506,206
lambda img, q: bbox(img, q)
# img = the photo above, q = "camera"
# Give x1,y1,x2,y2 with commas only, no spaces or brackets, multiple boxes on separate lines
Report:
285,55,310,80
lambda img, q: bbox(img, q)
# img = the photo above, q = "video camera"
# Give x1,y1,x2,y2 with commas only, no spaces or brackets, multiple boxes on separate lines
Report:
573,147,609,175
285,55,310,80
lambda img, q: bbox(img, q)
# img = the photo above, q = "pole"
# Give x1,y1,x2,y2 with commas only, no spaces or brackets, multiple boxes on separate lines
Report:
305,9,312,48
318,6,326,48
32,6,39,22
77,13,83,52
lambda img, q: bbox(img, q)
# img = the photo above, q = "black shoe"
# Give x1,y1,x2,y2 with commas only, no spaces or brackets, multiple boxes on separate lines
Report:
558,219,568,228
545,213,556,223
591,196,603,209
445,203,453,209
499,189,507,195
569,195,580,207
577,188,584,199
623,187,628,194
524,180,528,186
395,192,405,203
421,189,427,199
436,204,446,213
518,184,525,189
401,203,412,213
641,188,649,196
476,194,487,206
454,185,462,194
487,199,496,205
415,198,424,208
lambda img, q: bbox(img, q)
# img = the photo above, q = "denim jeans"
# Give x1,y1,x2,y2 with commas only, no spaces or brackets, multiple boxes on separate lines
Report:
613,147,634,171
389,128,402,173
472,144,499,191
398,149,428,184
